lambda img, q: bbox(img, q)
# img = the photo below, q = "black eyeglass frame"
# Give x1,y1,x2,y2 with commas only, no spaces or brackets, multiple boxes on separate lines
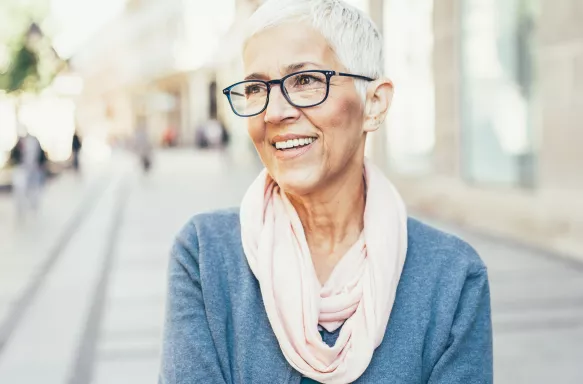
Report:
222,70,374,117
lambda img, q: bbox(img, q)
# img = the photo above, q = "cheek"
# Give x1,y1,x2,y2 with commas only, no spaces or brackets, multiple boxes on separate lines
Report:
316,96,363,143
247,118,265,144
332,99,360,127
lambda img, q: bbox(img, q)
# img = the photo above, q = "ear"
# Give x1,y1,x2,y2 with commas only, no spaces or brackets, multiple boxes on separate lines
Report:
363,77,394,133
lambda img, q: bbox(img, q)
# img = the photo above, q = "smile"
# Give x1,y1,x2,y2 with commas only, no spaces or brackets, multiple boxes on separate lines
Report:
271,136,317,160
273,137,316,150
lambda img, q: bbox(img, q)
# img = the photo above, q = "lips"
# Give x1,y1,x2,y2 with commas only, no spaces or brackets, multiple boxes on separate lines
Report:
268,132,319,160
270,133,318,145
271,136,317,160
274,137,316,150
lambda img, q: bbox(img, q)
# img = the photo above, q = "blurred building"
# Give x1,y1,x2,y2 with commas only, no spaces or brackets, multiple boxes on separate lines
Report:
72,0,235,147
366,0,583,260
73,0,582,259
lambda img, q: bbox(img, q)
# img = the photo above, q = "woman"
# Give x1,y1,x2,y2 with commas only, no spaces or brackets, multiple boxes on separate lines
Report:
159,0,492,383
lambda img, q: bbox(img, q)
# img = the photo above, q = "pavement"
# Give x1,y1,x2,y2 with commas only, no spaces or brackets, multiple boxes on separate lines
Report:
0,148,581,384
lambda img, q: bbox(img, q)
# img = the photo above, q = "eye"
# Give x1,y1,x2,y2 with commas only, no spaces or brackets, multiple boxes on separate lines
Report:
297,75,312,85
295,74,321,86
245,84,261,95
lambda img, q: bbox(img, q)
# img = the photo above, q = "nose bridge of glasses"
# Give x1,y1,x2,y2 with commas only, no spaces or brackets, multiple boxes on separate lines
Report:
266,79,282,87
264,78,298,115
265,79,283,95
265,79,287,99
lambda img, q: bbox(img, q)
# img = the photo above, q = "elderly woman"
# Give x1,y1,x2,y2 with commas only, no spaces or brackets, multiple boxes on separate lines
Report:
159,0,492,383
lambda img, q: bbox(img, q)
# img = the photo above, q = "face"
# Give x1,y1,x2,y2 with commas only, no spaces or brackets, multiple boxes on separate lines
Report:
242,22,368,196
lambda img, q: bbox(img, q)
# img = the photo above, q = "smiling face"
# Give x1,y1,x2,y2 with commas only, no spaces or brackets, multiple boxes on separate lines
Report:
243,22,368,196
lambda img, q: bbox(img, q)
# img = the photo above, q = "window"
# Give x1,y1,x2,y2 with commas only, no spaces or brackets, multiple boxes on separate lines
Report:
383,0,435,175
460,0,538,187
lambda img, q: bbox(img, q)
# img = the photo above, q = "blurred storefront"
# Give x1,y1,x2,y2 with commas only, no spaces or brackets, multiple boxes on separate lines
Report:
72,0,234,147
70,0,582,259
366,0,583,260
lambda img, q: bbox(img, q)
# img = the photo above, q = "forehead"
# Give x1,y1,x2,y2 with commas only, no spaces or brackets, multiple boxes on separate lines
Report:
243,22,341,77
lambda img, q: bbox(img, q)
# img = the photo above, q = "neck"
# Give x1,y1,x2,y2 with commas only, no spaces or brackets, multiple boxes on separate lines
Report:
287,159,366,282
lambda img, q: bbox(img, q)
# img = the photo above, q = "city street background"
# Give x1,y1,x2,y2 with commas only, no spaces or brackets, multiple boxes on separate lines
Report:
1,0,582,383
0,149,582,383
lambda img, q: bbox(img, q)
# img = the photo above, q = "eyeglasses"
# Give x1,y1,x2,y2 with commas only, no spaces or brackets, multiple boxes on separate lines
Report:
222,70,374,117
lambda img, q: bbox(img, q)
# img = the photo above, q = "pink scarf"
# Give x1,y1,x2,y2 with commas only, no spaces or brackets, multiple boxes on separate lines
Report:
240,158,408,384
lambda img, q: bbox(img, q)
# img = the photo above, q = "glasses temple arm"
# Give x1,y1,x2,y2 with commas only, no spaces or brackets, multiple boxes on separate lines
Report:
337,72,375,82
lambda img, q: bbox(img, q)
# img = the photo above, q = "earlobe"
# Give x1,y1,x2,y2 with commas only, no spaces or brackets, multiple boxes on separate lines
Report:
363,116,382,133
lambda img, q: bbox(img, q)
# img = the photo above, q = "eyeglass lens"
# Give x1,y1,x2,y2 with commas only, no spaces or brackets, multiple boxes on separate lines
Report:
228,71,328,116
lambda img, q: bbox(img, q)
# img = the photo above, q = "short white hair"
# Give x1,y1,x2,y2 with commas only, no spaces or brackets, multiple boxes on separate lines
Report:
243,0,384,103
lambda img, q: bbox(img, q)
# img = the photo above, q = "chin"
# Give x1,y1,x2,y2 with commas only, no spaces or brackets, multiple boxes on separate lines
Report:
270,164,323,197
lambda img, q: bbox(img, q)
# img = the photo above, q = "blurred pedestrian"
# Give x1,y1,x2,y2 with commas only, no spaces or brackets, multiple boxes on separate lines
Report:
204,119,224,149
194,119,228,150
133,120,153,173
71,130,82,173
9,128,47,220
220,120,230,148
162,125,178,147
160,1,492,383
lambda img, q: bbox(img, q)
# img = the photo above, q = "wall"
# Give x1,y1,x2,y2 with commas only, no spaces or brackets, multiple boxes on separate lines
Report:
382,0,583,260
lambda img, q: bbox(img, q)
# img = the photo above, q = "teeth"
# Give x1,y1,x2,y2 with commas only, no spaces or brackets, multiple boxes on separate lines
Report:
274,137,315,150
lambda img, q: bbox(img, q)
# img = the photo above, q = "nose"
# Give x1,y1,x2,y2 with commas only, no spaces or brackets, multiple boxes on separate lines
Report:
264,84,300,124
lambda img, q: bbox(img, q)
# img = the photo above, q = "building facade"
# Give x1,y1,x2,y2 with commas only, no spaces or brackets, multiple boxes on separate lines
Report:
368,0,583,260
72,0,234,147
73,0,582,259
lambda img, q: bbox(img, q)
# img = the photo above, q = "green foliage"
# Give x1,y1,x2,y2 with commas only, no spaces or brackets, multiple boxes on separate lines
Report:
0,27,64,95
0,0,56,95
1,40,39,94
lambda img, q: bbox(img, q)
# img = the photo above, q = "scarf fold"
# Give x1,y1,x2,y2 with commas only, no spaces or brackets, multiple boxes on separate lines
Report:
240,157,408,384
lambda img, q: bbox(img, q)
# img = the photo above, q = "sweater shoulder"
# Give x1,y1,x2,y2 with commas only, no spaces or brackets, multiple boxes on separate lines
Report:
176,207,240,241
406,217,487,276
172,207,243,267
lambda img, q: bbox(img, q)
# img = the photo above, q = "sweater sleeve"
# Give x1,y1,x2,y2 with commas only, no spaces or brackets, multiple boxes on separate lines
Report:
158,223,228,384
427,267,493,384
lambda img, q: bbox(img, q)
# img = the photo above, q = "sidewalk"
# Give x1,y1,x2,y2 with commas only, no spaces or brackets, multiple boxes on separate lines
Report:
0,148,581,384
0,157,114,335
0,148,261,384
92,149,261,384
0,152,132,383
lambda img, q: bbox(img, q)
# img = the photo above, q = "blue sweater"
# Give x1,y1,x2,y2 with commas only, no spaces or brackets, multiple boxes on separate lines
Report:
159,209,493,384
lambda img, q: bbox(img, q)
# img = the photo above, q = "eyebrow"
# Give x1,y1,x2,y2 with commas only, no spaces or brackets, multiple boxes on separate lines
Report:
243,62,323,81
244,72,269,81
283,62,322,73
